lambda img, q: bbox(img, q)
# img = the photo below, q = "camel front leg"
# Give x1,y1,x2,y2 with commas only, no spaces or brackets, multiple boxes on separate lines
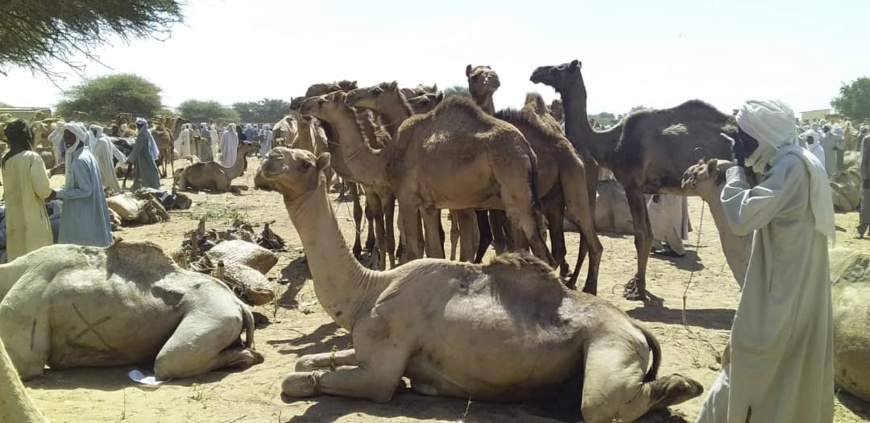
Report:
380,192,397,268
623,186,654,301
348,183,363,259
295,349,357,371
473,210,493,263
397,202,423,263
543,188,569,277
366,193,387,271
454,209,477,262
421,206,444,259
449,210,460,261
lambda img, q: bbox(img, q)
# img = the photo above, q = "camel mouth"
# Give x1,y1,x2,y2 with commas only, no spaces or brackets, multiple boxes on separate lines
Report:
260,169,286,181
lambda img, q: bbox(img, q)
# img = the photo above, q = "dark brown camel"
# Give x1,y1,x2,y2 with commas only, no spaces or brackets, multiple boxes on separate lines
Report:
531,60,735,301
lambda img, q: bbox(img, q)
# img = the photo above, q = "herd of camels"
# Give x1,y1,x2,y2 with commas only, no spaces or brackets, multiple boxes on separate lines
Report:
270,59,735,301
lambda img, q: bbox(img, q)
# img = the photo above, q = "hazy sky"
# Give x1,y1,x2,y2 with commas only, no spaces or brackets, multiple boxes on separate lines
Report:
0,0,866,117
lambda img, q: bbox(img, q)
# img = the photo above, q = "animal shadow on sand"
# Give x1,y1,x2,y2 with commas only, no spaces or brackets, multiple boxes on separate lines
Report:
837,390,870,420
626,291,734,331
266,322,351,358
649,248,705,273
278,255,312,308
24,362,236,392
282,389,688,423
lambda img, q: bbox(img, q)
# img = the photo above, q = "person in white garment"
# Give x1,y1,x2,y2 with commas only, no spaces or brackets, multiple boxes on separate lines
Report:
647,194,690,257
219,123,239,167
695,99,834,423
88,124,126,194
803,130,826,171
174,123,192,158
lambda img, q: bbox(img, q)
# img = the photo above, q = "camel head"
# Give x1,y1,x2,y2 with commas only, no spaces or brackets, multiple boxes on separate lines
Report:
680,159,732,197
261,147,332,200
345,81,401,111
238,141,260,157
400,83,438,100
299,92,349,120
530,60,584,96
466,64,500,100
305,80,357,98
407,92,444,114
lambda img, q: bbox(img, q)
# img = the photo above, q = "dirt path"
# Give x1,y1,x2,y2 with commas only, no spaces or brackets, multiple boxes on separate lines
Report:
7,157,869,422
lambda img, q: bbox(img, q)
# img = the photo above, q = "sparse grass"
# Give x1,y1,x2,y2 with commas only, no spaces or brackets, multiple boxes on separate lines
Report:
195,205,249,224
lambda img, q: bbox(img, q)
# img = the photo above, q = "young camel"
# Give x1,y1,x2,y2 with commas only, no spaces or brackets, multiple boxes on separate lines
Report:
329,88,556,268
531,60,735,301
0,336,46,423
260,148,703,422
177,142,259,192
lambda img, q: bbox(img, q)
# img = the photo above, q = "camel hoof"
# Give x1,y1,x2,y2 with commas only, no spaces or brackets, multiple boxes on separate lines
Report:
623,278,646,301
282,372,318,398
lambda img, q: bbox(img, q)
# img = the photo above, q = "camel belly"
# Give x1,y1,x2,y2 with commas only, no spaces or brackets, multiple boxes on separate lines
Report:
43,277,186,369
404,298,587,401
418,147,503,210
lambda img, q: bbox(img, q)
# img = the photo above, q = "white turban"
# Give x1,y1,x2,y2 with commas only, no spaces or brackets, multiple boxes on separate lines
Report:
736,99,796,148
135,117,147,126
736,99,835,243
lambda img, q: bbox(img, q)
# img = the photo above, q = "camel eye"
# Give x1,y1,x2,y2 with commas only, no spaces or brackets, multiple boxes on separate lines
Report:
301,161,311,170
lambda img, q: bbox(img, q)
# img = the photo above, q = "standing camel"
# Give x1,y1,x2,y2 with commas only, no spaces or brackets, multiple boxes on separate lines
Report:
531,60,734,300
302,90,555,267
259,148,704,423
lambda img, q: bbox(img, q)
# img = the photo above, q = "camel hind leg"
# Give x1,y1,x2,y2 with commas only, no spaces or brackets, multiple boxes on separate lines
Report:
623,184,654,301
493,164,555,267
542,187,570,277
153,308,263,379
579,338,700,423
559,164,603,294
348,183,364,259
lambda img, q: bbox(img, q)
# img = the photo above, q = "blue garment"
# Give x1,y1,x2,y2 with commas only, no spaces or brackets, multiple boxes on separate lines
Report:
56,148,113,247
244,127,255,141
127,124,162,190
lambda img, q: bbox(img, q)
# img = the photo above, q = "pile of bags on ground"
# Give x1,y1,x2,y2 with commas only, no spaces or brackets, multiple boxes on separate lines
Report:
830,151,863,212
173,219,287,306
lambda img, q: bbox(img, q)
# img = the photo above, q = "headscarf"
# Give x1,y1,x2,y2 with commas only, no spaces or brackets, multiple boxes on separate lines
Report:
88,124,105,149
135,118,160,160
833,124,844,138
2,119,32,167
62,122,89,182
736,99,835,243
860,125,868,134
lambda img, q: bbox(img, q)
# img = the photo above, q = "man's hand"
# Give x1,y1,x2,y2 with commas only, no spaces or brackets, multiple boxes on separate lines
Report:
722,133,746,167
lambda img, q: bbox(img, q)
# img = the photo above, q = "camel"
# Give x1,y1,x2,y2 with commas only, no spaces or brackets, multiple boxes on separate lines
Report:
680,160,751,285
406,92,444,114
260,148,703,422
0,335,46,423
305,90,555,267
0,241,263,381
69,110,88,121
400,83,438,101
293,84,376,261
150,121,175,178
177,141,259,192
531,60,735,301
550,99,565,125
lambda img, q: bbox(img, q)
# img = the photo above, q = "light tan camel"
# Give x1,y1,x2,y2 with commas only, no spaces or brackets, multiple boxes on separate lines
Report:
0,241,263,381
293,84,375,261
400,83,438,102
532,60,736,301
680,159,751,286
260,148,703,422
303,91,555,267
0,336,46,422
150,121,175,178
177,142,259,192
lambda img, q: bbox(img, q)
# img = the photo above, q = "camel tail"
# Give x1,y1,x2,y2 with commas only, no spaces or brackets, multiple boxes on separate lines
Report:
636,322,661,382
240,303,256,349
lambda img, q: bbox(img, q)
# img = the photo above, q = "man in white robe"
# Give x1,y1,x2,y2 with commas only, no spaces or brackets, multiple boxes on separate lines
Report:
803,130,825,170
88,125,125,194
647,194,690,256
174,123,192,158
696,99,834,423
219,123,239,168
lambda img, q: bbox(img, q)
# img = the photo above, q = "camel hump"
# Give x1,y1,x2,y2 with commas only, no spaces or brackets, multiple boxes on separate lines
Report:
105,240,177,278
482,251,562,287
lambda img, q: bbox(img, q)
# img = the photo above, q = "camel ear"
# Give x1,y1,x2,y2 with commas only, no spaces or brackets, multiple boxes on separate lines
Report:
466,64,473,77
570,60,581,69
431,83,437,91
435,91,444,102
316,153,331,171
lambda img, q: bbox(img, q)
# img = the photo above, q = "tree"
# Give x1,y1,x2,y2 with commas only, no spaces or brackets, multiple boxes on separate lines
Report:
54,73,163,121
831,77,870,122
178,100,240,124
232,98,292,123
442,85,470,99
0,0,183,77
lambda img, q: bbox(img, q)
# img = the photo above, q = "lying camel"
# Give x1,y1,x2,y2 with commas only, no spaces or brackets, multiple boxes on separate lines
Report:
0,241,263,380
260,148,702,422
0,335,45,422
177,141,259,192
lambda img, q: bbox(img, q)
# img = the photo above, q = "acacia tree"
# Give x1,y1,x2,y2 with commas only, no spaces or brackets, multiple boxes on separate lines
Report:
54,74,163,121
232,99,292,123
442,85,470,99
0,0,183,77
831,77,870,122
179,100,240,124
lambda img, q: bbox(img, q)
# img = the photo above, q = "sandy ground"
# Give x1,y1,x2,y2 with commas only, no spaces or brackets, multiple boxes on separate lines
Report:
5,157,869,423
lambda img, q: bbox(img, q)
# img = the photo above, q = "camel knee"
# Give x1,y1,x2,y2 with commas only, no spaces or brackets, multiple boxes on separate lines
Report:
646,374,704,410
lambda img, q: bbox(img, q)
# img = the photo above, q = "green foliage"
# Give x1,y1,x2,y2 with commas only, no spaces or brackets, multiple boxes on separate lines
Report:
54,74,163,121
589,112,616,126
0,101,11,108
442,85,470,99
0,0,183,77
231,99,292,123
178,100,240,124
831,77,870,122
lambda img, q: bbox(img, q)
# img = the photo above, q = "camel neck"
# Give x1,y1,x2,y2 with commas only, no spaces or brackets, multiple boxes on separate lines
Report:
323,106,388,187
474,95,496,115
284,181,388,330
227,147,248,178
561,90,615,167
296,120,315,152
0,337,46,423
378,98,413,137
